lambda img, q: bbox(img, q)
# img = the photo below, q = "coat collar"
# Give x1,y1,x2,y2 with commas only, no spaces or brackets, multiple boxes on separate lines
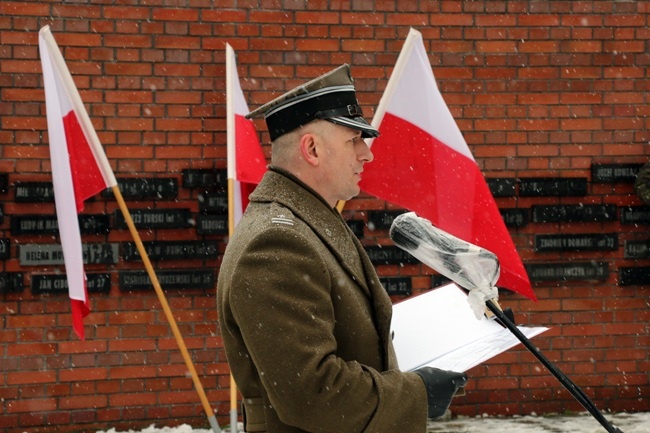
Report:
250,167,369,293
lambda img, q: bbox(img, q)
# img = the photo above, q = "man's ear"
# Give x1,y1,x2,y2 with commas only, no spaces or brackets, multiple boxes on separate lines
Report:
299,132,319,167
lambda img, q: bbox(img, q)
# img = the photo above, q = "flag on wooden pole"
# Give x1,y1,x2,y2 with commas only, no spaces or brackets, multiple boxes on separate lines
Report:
226,43,266,227
39,25,117,340
360,28,535,301
40,25,222,432
225,42,267,432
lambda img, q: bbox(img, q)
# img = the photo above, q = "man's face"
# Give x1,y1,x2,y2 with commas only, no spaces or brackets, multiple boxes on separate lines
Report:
314,121,374,206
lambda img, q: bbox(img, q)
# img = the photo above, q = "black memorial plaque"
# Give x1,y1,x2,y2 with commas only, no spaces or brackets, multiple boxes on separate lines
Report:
11,215,59,235
196,214,227,235
366,210,406,231
532,204,617,223
182,168,227,189
619,267,650,286
0,238,9,260
123,240,219,261
0,173,8,193
14,181,55,203
114,208,192,229
624,240,650,259
78,215,111,234
19,243,119,266
534,233,618,252
431,274,452,288
32,273,111,295
346,219,365,238
0,272,23,293
591,163,643,183
198,191,228,214
11,214,110,236
526,262,609,282
120,269,215,291
620,206,650,225
103,178,177,200
380,277,412,296
500,208,529,227
365,246,419,265
519,177,588,197
487,178,516,197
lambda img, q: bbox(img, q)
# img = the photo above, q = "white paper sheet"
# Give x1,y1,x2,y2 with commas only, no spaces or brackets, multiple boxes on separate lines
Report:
391,283,549,372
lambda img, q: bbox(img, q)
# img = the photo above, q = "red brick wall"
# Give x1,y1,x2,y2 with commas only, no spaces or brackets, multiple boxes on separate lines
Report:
1,1,648,432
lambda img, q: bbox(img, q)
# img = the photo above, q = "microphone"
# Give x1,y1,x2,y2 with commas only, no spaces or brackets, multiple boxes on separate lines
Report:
389,212,500,319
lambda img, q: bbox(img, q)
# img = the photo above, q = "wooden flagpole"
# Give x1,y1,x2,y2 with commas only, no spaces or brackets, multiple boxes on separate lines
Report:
225,43,240,432
112,186,221,433
226,177,239,432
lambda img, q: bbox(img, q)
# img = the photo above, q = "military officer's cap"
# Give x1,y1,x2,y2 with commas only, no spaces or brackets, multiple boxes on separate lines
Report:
246,64,380,141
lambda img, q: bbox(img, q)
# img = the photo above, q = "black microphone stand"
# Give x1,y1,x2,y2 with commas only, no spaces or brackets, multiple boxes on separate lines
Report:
483,297,623,433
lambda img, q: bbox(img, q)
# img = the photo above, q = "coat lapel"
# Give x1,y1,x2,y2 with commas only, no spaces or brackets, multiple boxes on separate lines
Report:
250,168,394,367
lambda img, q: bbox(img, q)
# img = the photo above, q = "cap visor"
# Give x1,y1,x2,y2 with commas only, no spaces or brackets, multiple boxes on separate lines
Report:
327,116,380,139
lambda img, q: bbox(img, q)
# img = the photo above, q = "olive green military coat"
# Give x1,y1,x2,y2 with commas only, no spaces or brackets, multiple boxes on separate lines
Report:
217,168,427,433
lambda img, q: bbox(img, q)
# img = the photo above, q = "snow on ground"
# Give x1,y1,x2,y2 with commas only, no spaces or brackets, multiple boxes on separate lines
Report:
97,412,650,433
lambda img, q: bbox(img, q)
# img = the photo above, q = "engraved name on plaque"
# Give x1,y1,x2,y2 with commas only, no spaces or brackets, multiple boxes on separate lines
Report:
182,168,227,190
14,182,55,203
123,240,219,261
534,233,618,252
624,240,650,259
591,163,643,183
114,209,192,229
196,214,228,235
120,269,215,291
32,273,111,294
532,204,617,223
519,177,588,197
620,206,650,225
103,178,177,200
365,246,419,265
19,243,119,266
11,215,110,236
526,262,609,282
198,191,228,214
380,277,412,296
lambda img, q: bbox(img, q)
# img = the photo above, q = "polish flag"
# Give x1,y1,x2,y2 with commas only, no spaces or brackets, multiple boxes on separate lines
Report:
39,26,117,339
360,28,535,300
226,43,266,226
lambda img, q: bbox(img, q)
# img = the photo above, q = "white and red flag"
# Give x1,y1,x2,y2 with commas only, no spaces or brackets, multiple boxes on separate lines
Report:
39,25,117,339
360,28,535,300
226,43,266,226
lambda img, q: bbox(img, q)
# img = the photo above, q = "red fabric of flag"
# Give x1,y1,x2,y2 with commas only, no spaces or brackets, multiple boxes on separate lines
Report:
40,25,117,339
63,111,110,212
360,29,535,301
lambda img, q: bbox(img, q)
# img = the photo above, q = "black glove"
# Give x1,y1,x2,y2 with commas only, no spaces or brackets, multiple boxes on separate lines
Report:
414,367,468,419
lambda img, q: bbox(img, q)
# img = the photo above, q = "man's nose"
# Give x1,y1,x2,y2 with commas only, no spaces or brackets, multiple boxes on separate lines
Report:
360,139,374,163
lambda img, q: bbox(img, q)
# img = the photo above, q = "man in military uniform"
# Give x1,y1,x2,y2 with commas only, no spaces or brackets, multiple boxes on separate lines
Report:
217,64,467,433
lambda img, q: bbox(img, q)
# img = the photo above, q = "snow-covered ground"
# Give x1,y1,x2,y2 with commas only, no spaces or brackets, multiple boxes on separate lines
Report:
97,412,650,433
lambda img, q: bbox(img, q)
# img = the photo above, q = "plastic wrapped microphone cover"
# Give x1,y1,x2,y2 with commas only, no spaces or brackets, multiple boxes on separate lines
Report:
389,212,500,292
